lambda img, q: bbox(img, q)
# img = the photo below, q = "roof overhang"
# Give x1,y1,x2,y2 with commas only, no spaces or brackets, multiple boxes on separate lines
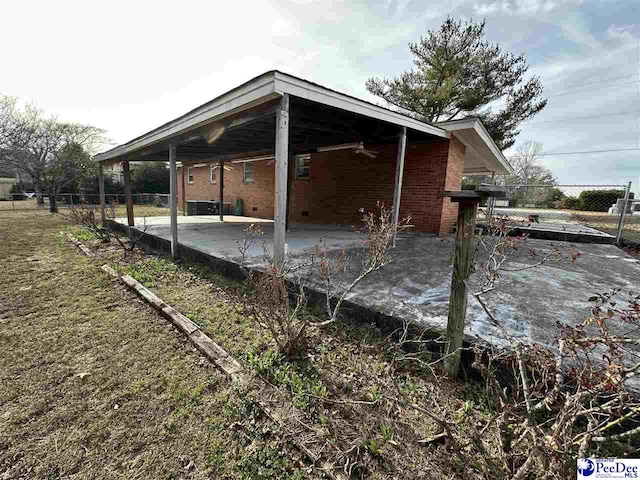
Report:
94,70,449,163
436,118,513,176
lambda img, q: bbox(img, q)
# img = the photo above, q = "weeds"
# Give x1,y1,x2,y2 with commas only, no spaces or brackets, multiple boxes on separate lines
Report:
119,256,178,287
245,347,327,410
312,202,412,325
222,383,304,480
63,200,149,255
240,203,410,357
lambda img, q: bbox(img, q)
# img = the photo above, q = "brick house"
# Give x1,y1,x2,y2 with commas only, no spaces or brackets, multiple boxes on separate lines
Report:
177,136,470,235
95,71,512,259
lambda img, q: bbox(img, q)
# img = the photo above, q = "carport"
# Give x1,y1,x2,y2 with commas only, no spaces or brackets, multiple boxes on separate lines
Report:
94,71,512,261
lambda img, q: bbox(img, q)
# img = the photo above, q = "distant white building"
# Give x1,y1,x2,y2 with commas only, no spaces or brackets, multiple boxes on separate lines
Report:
0,176,17,200
104,161,124,184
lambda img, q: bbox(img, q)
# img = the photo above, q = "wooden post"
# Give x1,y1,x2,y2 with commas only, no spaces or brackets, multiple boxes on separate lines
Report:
444,199,478,379
392,126,407,247
98,163,106,226
219,157,224,221
442,186,505,380
122,160,134,227
274,94,290,263
169,146,178,258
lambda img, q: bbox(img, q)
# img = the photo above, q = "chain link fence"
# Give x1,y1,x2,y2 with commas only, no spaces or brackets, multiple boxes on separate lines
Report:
484,183,637,246
0,193,171,212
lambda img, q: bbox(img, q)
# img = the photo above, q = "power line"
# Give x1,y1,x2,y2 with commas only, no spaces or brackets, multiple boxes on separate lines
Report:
544,73,639,93
523,109,640,126
490,75,640,108
545,80,640,99
505,147,640,158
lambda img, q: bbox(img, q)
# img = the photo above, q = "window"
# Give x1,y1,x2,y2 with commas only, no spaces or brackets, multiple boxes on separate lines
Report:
295,154,311,179
210,164,216,184
187,167,194,184
243,162,254,183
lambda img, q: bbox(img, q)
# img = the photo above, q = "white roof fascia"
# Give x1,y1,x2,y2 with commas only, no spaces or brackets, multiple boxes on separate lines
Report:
273,72,449,139
94,72,279,162
438,119,514,175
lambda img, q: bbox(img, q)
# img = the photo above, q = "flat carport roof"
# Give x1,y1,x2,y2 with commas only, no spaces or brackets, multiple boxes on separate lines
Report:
94,70,512,176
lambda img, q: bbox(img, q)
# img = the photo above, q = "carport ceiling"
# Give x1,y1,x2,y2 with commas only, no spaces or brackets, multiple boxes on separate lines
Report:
132,96,439,162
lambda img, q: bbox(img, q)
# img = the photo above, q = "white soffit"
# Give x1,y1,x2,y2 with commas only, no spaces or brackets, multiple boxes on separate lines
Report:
437,119,513,176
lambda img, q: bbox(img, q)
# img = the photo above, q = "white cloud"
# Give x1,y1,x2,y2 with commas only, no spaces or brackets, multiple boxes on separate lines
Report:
473,0,582,16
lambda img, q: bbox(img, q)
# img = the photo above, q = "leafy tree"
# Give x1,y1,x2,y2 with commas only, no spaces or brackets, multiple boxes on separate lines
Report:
0,96,106,212
366,17,546,149
81,172,123,195
130,162,169,193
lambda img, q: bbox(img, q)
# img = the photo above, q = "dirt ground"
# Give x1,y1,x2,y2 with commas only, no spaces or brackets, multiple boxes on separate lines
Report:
0,212,308,479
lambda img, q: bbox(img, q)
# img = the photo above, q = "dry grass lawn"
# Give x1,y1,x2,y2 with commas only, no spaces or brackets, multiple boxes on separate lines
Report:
0,199,172,217
71,221,506,478
0,212,308,479
572,211,640,243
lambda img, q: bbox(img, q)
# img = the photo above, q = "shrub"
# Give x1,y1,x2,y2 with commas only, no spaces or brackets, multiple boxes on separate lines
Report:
578,189,629,212
559,196,581,210
533,187,565,208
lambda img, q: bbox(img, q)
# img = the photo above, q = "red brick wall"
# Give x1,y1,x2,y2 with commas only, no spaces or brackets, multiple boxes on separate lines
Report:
439,135,465,235
179,160,275,218
177,167,184,211
178,136,465,234
289,145,397,226
398,139,450,233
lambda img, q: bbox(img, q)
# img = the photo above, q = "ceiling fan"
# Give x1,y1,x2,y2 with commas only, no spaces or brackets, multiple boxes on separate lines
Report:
353,142,378,158
211,164,234,171
317,142,378,158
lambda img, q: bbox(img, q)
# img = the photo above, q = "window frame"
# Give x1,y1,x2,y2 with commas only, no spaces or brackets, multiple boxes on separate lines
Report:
295,154,311,179
210,164,217,184
187,166,194,184
243,162,254,183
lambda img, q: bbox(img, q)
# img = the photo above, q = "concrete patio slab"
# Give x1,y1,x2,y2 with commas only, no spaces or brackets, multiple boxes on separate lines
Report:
488,208,617,244
116,216,361,264
509,222,616,244
115,216,640,359
116,215,273,226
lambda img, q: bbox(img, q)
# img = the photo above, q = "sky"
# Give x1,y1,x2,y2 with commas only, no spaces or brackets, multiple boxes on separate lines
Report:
1,0,638,194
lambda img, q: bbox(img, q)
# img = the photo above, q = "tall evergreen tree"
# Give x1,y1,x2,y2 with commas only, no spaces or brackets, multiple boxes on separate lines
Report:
366,17,546,150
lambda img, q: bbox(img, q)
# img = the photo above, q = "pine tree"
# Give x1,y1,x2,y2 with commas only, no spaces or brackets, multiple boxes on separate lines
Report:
366,17,546,150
